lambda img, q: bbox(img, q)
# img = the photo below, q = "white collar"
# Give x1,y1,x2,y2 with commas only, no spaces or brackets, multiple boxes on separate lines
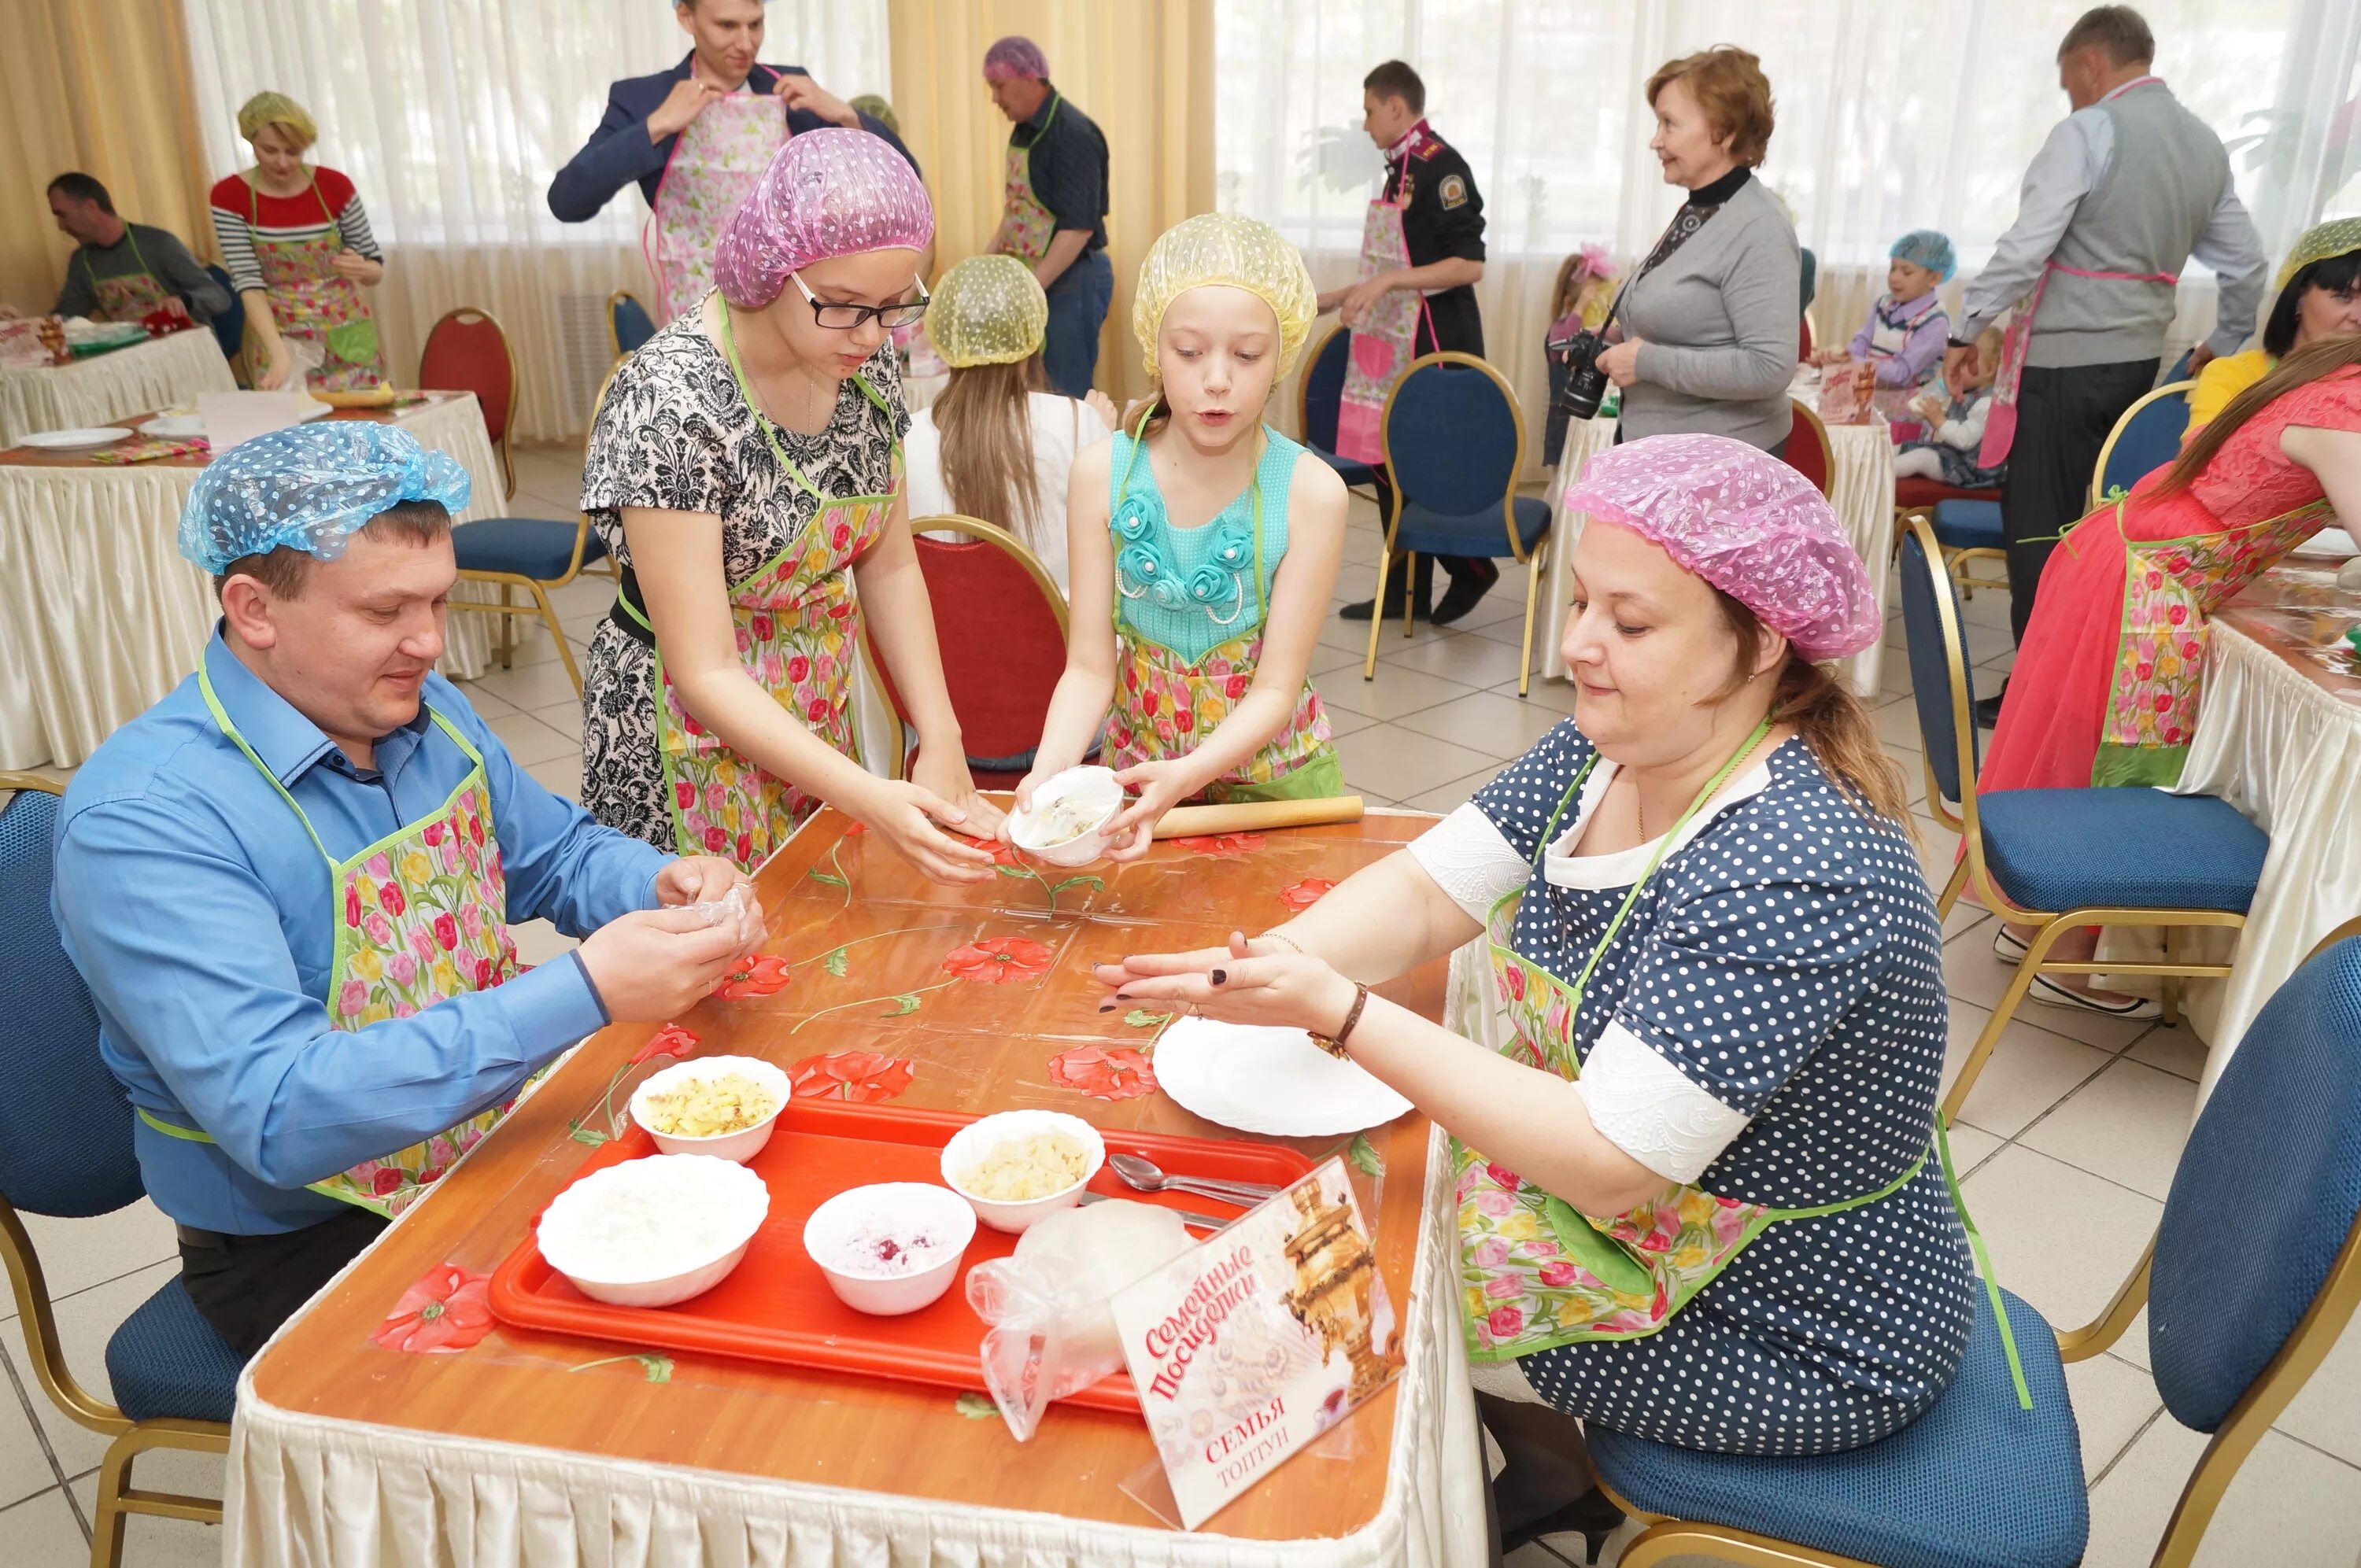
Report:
1542,756,1775,891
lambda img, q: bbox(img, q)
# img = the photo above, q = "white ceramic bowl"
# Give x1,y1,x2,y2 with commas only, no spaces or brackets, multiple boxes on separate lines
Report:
628,1054,793,1164
802,1182,977,1315
1008,766,1124,866
537,1153,770,1308
940,1109,1107,1234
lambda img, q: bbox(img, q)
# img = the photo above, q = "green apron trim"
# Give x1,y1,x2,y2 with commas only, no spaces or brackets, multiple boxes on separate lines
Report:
1938,1116,2034,1408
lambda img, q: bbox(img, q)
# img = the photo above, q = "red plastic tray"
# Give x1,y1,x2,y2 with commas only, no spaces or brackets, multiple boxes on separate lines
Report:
487,1101,1314,1411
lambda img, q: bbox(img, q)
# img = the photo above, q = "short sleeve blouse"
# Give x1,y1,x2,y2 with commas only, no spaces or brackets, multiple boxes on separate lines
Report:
580,308,910,584
2187,365,2361,523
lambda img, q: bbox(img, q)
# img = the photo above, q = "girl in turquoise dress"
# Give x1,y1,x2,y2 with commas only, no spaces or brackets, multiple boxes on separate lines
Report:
1019,216,1347,858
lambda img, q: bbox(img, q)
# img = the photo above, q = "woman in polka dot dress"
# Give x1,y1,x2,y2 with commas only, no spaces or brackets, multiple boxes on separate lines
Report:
1101,436,1982,1546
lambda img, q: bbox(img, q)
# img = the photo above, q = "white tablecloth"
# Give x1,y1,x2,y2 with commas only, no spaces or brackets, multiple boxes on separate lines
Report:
224,936,1494,1567
0,395,504,770
1540,419,1896,698
0,330,236,448
2172,616,2361,1102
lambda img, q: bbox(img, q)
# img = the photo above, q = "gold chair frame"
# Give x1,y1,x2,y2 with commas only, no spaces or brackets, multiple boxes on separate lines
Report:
855,515,1070,780
422,307,521,500
1364,352,1549,695
0,772,231,1568
448,368,621,697
1899,516,2244,1118
1787,398,1837,500
1602,936,2361,1568
2086,379,2196,512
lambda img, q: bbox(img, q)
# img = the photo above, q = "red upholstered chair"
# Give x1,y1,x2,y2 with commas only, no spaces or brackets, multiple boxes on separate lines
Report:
419,308,519,500
1798,314,1814,363
1783,399,1834,498
859,517,1070,789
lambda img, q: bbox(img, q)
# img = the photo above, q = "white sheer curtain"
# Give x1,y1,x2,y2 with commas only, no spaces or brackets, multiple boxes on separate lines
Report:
180,0,889,445
1218,0,2361,467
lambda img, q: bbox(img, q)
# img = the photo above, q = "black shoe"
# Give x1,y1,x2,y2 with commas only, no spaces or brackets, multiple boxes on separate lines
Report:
1498,1486,1626,1563
1431,559,1502,625
1974,681,2007,729
1340,592,1428,622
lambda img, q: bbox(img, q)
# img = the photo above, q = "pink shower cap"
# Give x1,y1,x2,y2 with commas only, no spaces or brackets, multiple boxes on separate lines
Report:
1566,434,1880,663
712,128,934,312
982,35,1049,82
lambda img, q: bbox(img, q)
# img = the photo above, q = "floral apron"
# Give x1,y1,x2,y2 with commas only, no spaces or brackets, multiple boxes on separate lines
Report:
79,231,178,325
1863,301,1943,426
2090,495,2334,787
134,663,527,1219
248,177,382,390
1978,259,2177,469
616,298,892,871
1103,419,1339,802
1334,192,1429,465
1457,721,2027,1405
645,74,790,323
990,93,1062,263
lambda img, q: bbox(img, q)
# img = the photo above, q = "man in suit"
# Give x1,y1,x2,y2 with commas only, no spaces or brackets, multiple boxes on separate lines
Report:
547,0,914,225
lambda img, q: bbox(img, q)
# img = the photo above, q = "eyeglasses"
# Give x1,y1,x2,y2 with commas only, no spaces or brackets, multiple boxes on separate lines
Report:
791,271,930,330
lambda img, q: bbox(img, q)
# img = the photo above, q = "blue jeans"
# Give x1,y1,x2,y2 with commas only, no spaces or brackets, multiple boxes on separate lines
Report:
1042,249,1114,397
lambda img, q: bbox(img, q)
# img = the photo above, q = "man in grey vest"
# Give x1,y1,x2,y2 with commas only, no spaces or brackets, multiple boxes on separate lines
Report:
1945,5,2264,724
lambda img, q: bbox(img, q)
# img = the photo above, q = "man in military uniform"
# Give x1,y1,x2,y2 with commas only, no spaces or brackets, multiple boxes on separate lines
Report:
1322,61,1493,625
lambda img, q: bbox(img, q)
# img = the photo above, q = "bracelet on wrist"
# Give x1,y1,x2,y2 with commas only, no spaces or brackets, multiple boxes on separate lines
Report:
1312,981,1371,1058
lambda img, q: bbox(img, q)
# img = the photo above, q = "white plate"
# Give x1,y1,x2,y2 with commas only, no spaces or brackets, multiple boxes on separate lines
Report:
141,413,205,440
17,426,132,450
1153,1016,1412,1137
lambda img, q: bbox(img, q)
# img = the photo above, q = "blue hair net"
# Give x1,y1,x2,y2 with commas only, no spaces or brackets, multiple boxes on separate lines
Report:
1889,229,1956,282
179,422,471,574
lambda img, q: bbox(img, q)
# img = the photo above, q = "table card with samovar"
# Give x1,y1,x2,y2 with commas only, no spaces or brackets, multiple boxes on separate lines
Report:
1110,1157,1405,1528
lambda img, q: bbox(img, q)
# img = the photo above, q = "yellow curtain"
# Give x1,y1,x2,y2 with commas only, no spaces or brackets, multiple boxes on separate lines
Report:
0,0,216,315
887,0,1212,406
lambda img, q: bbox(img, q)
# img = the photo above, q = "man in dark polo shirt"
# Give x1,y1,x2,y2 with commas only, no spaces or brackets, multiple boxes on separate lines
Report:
984,35,1114,397
1324,61,1495,625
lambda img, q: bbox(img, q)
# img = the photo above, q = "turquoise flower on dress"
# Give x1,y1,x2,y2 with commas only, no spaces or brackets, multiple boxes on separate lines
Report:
1183,562,1236,606
1206,522,1253,572
1111,491,1160,543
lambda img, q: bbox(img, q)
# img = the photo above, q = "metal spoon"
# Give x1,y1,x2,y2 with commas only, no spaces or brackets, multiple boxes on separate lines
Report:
1107,1153,1277,1208
1081,1191,1227,1231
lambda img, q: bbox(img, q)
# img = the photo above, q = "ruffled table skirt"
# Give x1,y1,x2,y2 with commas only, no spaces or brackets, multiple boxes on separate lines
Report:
0,328,238,448
0,393,505,769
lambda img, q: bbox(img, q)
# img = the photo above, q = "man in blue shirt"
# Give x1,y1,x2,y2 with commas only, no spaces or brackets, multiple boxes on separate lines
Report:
983,36,1113,397
54,424,761,1355
546,0,915,224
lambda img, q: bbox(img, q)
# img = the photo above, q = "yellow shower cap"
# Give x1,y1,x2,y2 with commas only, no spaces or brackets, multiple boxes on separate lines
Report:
2276,218,2361,293
237,91,317,149
1131,213,1317,382
925,255,1047,367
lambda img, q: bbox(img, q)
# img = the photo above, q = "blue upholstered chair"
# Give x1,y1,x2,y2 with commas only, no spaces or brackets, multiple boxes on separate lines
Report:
1928,496,2008,596
0,773,242,1568
1591,931,2361,1567
1368,352,1553,693
608,290,656,360
2089,379,2196,511
1897,518,2264,1114
202,264,245,376
1296,324,1378,491
449,514,607,695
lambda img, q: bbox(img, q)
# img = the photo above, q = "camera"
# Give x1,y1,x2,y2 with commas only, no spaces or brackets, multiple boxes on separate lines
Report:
1548,326,1611,422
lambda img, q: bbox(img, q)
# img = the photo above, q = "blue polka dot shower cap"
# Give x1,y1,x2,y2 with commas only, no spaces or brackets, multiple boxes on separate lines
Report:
178,422,471,574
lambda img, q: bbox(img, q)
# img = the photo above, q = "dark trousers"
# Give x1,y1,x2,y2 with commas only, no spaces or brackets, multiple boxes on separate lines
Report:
178,1208,389,1356
1477,1391,1597,1546
2000,358,2160,644
1041,249,1114,398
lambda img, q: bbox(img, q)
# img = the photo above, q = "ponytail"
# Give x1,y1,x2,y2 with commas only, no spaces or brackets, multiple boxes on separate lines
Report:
1713,589,1915,832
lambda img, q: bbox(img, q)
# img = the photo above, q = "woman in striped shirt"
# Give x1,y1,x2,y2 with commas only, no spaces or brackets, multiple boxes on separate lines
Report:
208,91,386,391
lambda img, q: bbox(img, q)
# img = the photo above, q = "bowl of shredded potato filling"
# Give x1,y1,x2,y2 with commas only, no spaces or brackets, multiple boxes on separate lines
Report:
629,1055,793,1163
940,1109,1107,1232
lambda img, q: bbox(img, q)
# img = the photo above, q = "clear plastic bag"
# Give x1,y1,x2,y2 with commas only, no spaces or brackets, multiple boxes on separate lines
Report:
686,882,764,954
966,1201,1196,1441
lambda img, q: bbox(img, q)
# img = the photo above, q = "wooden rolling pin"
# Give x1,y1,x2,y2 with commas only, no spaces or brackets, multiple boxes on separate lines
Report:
1151,795,1365,839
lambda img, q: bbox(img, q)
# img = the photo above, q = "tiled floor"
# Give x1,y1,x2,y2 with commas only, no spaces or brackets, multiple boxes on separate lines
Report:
9,442,2357,1566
